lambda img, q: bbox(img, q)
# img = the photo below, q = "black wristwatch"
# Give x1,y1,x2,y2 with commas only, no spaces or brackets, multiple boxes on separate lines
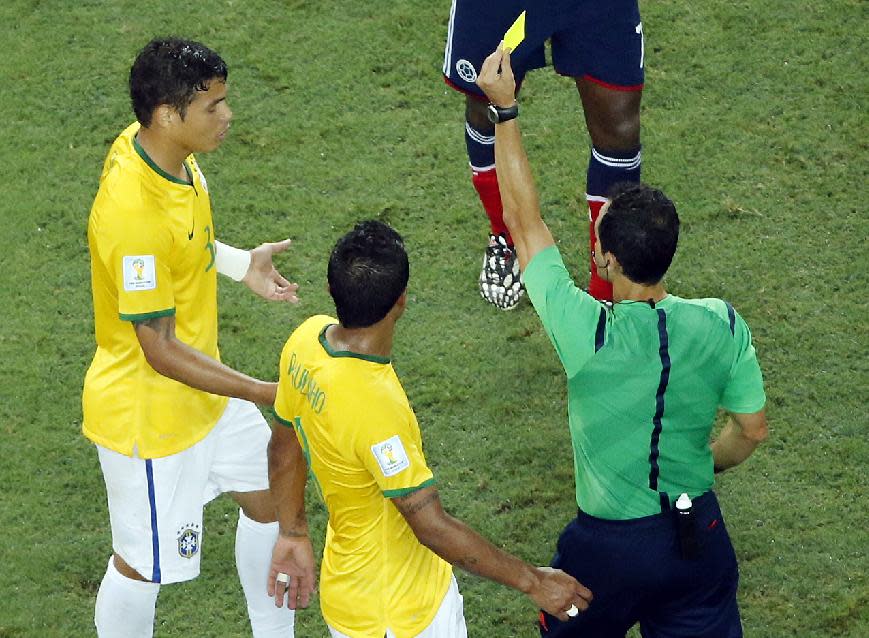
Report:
487,102,519,124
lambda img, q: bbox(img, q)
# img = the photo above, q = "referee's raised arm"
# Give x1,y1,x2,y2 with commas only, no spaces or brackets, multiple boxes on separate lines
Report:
476,45,555,271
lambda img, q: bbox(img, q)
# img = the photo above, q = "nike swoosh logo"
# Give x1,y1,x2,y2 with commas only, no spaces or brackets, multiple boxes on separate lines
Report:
188,218,195,240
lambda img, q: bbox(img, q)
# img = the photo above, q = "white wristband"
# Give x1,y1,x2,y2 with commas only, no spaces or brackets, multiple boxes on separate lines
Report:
215,240,251,282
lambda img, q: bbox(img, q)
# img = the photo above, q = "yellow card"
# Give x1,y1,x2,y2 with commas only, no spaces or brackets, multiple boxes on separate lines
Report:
503,11,526,52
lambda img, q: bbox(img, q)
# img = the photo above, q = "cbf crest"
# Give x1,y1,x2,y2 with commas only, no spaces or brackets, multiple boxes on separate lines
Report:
176,523,201,559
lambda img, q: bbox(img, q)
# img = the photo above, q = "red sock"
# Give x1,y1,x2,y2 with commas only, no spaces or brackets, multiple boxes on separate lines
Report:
472,168,512,245
587,198,613,301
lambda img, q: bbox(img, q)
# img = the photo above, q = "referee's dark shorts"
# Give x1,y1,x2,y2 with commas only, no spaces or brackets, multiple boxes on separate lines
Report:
540,491,742,638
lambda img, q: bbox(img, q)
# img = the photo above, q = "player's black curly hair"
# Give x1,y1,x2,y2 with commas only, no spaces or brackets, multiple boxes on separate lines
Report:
600,182,680,285
328,220,410,329
129,37,227,127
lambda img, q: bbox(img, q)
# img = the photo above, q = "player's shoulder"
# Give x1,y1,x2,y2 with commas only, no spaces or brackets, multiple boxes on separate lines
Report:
301,315,336,338
284,315,334,350
101,122,140,176
301,314,336,331
92,124,153,221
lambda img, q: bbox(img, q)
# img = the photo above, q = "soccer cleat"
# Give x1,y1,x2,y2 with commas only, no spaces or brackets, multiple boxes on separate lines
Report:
479,234,524,310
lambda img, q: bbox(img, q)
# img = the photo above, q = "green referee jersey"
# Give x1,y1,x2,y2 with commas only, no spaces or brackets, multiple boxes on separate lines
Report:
524,245,766,520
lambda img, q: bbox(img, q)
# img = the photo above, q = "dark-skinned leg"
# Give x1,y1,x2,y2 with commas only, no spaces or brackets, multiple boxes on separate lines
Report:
577,78,643,301
112,553,149,581
577,77,642,151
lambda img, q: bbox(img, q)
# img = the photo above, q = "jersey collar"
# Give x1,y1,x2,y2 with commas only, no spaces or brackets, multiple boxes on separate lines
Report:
133,135,194,186
319,324,391,364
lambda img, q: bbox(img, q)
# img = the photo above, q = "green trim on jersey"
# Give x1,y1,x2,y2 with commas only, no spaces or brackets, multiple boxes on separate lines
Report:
318,325,391,364
133,136,194,185
383,477,436,498
120,307,176,322
524,245,766,520
274,413,294,428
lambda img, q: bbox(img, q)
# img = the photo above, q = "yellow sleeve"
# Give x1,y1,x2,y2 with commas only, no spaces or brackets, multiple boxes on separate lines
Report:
99,206,175,322
355,398,434,497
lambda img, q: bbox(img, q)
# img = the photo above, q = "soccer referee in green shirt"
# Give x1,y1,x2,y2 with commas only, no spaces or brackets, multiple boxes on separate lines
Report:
477,45,769,638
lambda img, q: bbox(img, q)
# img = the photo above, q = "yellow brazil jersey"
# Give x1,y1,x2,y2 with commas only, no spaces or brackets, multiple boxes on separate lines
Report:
82,122,228,458
274,315,453,638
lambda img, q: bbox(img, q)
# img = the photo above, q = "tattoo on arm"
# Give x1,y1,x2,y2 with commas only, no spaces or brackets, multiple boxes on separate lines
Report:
279,512,308,537
134,315,174,338
279,528,309,538
394,490,439,517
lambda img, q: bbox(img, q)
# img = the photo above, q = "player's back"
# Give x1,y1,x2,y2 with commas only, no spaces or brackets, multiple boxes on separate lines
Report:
274,315,452,637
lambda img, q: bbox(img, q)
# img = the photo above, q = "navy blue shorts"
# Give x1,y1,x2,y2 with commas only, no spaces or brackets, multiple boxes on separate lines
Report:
540,492,742,638
443,0,645,99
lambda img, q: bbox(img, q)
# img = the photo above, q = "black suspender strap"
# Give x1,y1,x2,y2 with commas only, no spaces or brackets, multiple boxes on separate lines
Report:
659,492,671,513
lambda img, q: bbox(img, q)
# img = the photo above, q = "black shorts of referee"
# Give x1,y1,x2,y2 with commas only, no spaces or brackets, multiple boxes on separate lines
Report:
540,491,742,638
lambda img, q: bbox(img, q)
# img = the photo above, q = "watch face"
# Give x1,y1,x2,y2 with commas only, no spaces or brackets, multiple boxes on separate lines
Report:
486,104,500,124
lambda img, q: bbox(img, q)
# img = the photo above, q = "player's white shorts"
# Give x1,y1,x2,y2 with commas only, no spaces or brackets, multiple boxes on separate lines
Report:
328,576,467,638
96,398,271,585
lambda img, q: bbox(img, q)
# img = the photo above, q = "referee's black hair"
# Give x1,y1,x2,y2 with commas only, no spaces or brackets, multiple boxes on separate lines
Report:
328,221,409,329
600,183,680,285
130,37,228,127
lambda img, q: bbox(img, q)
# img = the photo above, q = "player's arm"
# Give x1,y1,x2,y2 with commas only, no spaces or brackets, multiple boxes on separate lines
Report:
392,485,592,621
266,420,315,609
133,314,276,405
476,45,555,271
711,409,768,473
216,238,300,303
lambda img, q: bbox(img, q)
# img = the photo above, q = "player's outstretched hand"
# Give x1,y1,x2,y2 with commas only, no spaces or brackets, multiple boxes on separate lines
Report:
476,43,517,109
529,566,593,622
268,533,316,609
243,239,300,303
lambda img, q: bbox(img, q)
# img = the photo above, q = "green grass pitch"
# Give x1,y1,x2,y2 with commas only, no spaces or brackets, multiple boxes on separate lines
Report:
0,0,865,636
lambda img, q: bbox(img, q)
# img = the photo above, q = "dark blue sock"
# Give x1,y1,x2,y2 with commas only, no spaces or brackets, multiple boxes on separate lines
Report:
465,121,495,172
586,146,642,198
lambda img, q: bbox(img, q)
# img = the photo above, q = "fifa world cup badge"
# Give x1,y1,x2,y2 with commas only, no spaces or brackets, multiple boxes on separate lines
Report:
371,435,410,477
